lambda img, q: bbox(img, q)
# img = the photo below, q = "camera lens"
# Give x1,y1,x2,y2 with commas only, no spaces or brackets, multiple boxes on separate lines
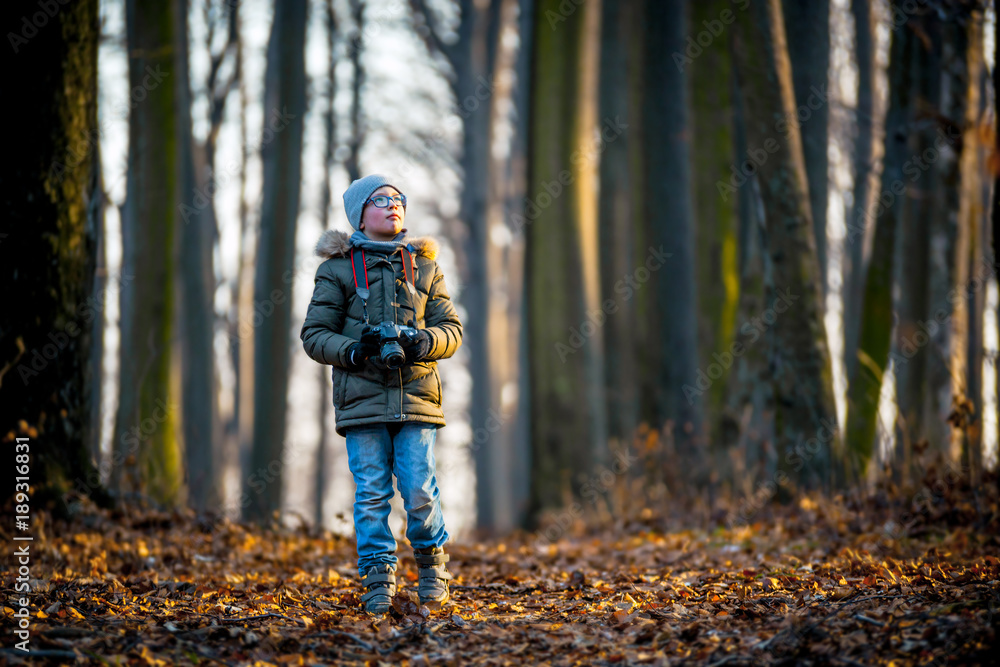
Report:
381,341,406,369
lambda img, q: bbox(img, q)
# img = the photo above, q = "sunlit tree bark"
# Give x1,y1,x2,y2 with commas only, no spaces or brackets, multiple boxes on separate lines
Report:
525,0,606,521
956,10,984,476
781,0,831,292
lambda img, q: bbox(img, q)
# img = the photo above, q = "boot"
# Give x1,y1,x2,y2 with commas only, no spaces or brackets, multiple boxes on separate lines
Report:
360,563,397,615
413,546,452,608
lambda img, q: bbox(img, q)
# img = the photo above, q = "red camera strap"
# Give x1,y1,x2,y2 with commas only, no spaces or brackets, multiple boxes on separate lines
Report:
350,248,370,300
350,246,417,319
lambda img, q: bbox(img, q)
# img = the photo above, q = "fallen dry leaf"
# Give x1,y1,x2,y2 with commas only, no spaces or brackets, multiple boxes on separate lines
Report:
0,469,995,666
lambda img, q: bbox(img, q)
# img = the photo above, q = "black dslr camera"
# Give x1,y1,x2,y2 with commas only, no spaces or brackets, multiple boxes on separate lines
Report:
364,321,420,370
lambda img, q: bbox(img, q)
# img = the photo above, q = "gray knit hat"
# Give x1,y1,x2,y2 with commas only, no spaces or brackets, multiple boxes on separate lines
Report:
342,174,402,231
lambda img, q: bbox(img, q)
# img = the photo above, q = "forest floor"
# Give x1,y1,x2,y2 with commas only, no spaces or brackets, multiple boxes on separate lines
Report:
2,469,998,666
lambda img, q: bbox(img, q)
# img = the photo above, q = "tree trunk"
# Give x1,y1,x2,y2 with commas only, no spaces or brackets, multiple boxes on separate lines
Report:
733,0,839,492
525,0,606,523
644,0,703,481
245,0,308,523
315,0,337,529
178,0,221,512
843,0,877,382
958,11,984,478
197,0,239,513
893,8,940,472
721,60,776,500
409,0,526,536
689,0,739,474
923,7,975,463
781,0,830,292
226,5,251,515
114,0,189,506
507,0,534,530
88,164,107,469
845,4,914,481
0,0,103,508
892,5,982,471
456,0,513,537
598,0,639,450
478,0,530,535
994,0,1000,472
344,0,364,182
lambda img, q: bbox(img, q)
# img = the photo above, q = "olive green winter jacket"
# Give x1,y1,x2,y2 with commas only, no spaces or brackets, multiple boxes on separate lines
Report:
299,230,463,436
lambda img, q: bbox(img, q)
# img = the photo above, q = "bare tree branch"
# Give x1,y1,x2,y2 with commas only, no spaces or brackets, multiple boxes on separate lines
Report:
407,0,458,76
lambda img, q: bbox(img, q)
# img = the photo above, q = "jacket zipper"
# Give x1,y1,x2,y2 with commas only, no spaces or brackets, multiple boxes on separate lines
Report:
383,253,405,423
396,255,404,421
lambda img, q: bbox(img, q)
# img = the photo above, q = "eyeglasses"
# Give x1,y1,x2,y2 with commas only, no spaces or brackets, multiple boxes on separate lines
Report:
365,194,407,208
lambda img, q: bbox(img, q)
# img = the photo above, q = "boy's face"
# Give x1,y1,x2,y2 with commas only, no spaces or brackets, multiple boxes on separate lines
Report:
360,186,405,241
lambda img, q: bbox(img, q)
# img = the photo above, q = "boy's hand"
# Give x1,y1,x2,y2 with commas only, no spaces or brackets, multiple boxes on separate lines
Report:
345,343,366,371
360,325,380,348
346,332,379,371
402,329,431,364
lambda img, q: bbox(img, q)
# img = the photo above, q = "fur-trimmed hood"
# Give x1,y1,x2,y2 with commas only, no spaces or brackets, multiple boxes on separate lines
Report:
314,229,439,261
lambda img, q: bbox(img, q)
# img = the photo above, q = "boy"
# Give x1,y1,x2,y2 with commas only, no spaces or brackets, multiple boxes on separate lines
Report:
300,174,463,614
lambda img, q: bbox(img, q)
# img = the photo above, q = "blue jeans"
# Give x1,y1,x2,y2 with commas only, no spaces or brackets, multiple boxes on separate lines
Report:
345,422,450,575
